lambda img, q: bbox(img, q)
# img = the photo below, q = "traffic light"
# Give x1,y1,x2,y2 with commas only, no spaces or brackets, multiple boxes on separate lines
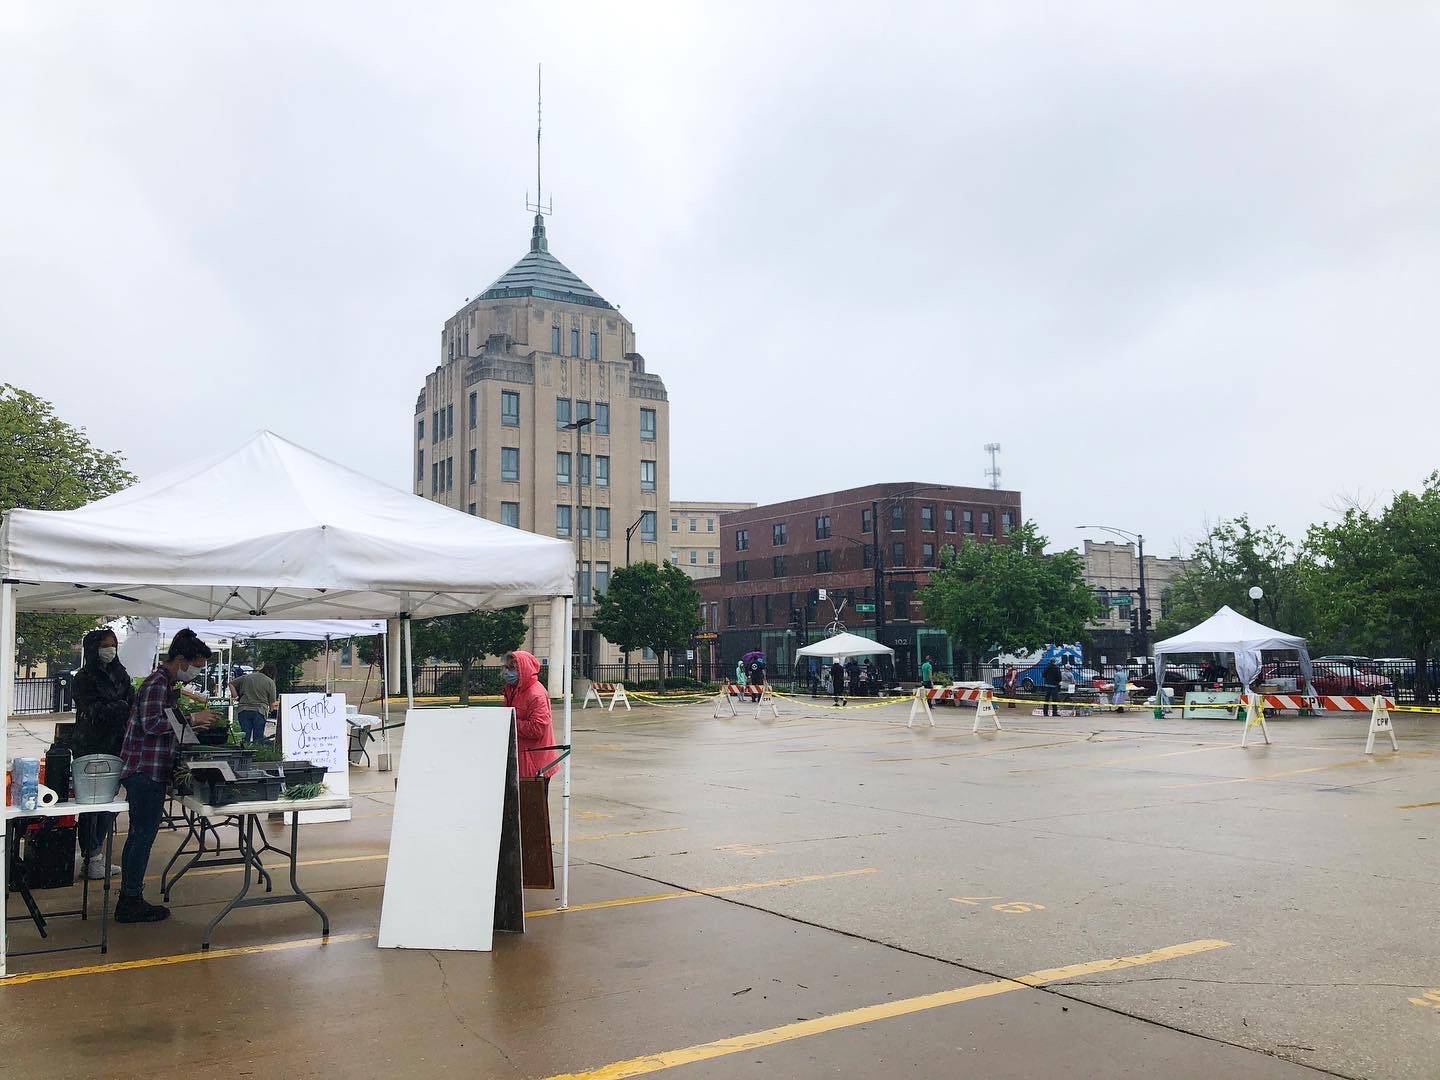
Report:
789,607,802,630
1140,606,1152,630
1128,607,1140,634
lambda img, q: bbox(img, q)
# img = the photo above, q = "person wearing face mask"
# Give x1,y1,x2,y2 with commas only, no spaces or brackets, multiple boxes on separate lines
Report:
72,627,134,879
116,628,220,923
501,650,557,778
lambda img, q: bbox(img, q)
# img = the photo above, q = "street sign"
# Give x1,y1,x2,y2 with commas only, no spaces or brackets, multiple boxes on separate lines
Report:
818,588,827,601
855,603,876,614
1108,595,1130,606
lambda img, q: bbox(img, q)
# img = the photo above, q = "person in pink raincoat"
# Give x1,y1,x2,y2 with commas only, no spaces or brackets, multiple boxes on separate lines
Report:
502,650,558,778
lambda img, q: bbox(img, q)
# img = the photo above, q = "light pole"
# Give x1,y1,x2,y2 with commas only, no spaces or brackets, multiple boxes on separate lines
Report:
563,417,595,676
1248,585,1263,623
1078,525,1149,657
622,512,648,681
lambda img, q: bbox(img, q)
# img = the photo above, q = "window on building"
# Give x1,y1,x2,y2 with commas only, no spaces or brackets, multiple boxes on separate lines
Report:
340,641,353,666
468,448,476,485
891,541,905,566
817,549,832,572
595,561,610,598
551,325,561,353
416,448,424,485
578,506,591,538
468,392,477,429
431,410,438,443
595,402,610,435
589,330,599,359
500,447,519,483
640,460,656,491
449,338,454,359
963,509,974,533
923,543,935,566
430,461,437,496
640,511,656,542
445,456,453,491
671,516,679,533
595,455,609,487
467,503,476,516
501,390,519,427
575,400,591,425
501,502,519,528
748,596,757,624
689,549,697,565
579,563,592,604
595,507,610,538
772,522,788,545
726,598,735,626
862,543,874,568
735,559,749,581
556,397,572,429
921,506,934,532
443,405,452,439
570,327,580,356
862,507,873,534
1001,510,1014,535
669,551,679,565
815,515,831,540
689,517,697,532
640,408,656,441
773,555,787,577
556,452,571,485
416,417,424,441
580,454,591,486
707,517,715,532
944,507,955,533
890,504,904,529
707,549,716,565
736,529,749,551
763,594,773,624
981,511,994,536
555,505,572,538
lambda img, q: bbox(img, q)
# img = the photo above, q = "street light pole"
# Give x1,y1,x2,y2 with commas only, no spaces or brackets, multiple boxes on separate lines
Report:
1248,585,1264,622
1078,525,1149,657
564,417,595,677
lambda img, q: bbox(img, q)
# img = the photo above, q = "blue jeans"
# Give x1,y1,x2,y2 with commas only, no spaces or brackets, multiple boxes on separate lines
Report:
238,710,268,743
79,810,115,859
120,774,166,898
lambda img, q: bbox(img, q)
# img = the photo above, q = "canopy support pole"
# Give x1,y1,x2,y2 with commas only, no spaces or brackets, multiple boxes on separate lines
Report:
323,634,332,695
561,596,573,911
403,617,414,712
0,582,15,978
379,626,392,771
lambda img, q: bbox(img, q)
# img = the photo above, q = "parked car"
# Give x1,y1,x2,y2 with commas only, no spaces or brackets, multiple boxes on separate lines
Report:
1128,669,1195,695
1263,660,1394,696
1314,655,1380,674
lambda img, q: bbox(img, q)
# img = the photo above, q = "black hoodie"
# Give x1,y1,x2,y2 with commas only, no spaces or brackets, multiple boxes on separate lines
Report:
72,628,135,757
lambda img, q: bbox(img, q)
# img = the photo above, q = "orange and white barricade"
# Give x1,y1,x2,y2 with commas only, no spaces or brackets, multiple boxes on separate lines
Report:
582,681,631,711
713,681,779,720
1240,692,1270,748
1241,693,1397,753
908,685,1000,731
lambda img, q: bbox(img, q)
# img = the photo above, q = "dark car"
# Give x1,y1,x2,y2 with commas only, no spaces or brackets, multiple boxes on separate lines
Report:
1128,669,1194,694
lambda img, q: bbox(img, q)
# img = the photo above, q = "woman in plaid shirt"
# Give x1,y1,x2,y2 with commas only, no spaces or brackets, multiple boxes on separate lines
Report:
117,628,220,923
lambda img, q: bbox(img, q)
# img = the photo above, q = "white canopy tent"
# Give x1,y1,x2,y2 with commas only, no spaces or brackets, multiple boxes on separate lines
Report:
1,431,576,976
1152,605,1315,696
795,632,895,661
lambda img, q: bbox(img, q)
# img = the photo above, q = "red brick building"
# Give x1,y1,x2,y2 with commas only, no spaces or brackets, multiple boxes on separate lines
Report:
695,481,1022,681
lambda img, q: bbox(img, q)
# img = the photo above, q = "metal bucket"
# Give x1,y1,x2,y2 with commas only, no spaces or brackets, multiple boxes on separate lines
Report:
72,754,123,804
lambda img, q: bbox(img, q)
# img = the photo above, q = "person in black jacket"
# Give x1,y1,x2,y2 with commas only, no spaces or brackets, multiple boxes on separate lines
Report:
1042,660,1062,717
72,627,134,880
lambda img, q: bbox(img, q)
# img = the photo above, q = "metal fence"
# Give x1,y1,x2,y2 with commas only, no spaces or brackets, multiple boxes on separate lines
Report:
11,677,63,715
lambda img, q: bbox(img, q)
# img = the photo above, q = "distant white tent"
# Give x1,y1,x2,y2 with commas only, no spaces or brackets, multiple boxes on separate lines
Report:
795,632,895,661
1152,605,1315,695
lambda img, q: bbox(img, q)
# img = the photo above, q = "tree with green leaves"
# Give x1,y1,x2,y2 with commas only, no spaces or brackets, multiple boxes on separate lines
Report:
1,384,136,670
919,522,1099,677
592,561,701,691
412,608,528,704
1154,516,1316,640
1306,473,1440,702
232,637,325,694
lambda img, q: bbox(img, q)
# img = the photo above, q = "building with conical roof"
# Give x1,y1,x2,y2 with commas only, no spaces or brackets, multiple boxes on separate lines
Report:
413,211,670,671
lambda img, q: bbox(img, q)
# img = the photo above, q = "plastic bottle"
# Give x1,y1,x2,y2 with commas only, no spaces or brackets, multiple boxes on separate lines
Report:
15,757,40,812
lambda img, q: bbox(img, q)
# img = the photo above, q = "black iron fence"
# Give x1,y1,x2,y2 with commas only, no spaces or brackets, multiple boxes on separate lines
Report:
11,677,64,715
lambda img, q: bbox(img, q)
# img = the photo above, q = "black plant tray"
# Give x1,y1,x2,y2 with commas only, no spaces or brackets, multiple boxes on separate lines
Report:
190,770,284,808
279,761,326,787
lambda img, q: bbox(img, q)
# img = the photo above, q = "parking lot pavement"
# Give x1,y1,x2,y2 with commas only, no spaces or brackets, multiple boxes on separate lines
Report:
5,698,1438,1077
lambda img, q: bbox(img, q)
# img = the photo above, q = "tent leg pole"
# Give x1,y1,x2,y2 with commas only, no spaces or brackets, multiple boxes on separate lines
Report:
0,582,16,979
561,596,573,911
404,618,414,712
380,629,392,771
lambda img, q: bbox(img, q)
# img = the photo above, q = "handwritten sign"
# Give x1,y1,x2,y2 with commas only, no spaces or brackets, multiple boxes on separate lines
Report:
279,693,350,822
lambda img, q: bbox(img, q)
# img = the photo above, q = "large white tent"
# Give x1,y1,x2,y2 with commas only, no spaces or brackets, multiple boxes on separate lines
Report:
795,632,895,661
1,431,577,976
1153,605,1315,695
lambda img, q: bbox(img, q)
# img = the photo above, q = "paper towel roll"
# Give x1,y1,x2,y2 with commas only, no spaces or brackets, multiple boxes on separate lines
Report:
36,783,59,808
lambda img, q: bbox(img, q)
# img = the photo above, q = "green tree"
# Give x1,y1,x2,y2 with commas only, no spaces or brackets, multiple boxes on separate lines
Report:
412,608,528,704
1,384,136,670
1155,516,1316,640
242,638,325,693
918,522,1098,677
1307,474,1440,702
592,562,701,691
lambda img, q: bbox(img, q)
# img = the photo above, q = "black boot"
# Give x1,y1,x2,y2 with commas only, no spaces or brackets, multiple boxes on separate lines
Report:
115,894,171,923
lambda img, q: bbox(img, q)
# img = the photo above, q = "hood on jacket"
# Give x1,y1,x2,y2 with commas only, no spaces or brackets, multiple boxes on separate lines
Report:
81,627,117,672
510,650,542,689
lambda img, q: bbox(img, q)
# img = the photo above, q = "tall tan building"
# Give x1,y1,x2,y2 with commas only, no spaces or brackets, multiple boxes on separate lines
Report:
413,211,670,667
667,500,755,579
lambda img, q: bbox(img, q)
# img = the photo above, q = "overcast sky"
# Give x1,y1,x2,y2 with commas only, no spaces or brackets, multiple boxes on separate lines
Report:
5,3,1438,558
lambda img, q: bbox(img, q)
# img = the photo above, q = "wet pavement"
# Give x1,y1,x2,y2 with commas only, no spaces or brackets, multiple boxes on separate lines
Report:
4,694,1440,1078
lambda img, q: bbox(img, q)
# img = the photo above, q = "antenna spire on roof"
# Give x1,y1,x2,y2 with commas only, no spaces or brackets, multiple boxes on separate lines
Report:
525,63,553,252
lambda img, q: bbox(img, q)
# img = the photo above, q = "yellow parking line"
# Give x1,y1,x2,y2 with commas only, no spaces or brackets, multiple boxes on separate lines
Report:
547,938,1231,1079
526,868,877,919
572,827,686,842
1,932,376,988
1165,757,1375,789
1398,800,1440,810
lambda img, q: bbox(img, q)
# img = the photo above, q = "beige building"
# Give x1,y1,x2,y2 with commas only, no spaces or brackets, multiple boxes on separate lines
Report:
667,500,755,579
413,211,670,667
1083,539,1190,653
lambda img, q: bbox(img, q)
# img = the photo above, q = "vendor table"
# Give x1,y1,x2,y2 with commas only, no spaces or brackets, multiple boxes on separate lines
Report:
5,800,127,961
172,795,351,949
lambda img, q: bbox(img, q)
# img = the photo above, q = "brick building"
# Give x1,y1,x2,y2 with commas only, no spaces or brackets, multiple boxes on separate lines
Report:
696,482,1023,681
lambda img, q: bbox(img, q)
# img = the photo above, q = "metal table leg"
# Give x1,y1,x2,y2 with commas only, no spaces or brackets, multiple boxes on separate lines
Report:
202,814,256,951
287,810,329,935
99,822,114,954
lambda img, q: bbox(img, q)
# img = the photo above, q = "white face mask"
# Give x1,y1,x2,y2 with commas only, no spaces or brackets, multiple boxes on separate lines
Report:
179,664,203,682
97,647,117,664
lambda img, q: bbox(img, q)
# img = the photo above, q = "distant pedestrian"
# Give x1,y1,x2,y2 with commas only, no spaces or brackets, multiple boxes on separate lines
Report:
831,660,846,706
1112,662,1129,713
807,658,821,695
919,654,934,690
735,660,747,692
863,659,876,695
743,650,766,703
1003,664,1018,708
1042,660,1062,717
232,662,277,744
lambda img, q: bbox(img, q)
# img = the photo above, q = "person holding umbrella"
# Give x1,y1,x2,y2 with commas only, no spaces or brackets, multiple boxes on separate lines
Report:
742,650,766,703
